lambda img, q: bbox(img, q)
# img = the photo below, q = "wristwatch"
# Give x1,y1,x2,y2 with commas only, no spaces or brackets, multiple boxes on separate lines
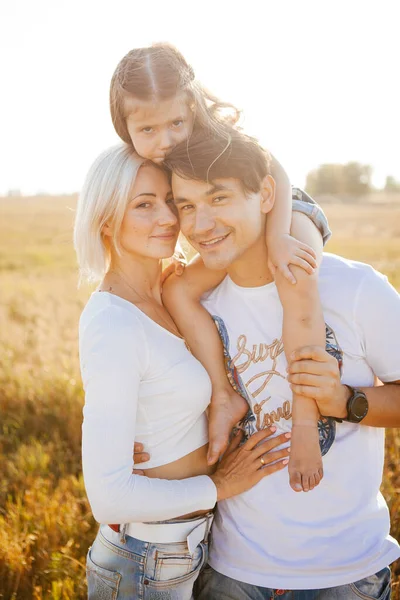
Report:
342,385,369,423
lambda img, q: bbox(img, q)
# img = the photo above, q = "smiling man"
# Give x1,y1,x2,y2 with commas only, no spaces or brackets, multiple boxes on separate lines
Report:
164,128,400,599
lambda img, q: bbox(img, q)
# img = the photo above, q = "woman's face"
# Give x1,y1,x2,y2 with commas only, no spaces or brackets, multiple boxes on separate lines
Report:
125,93,194,163
115,164,179,260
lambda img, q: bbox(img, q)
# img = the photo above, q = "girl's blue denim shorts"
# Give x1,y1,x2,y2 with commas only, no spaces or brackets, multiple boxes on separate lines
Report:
86,522,209,600
292,187,332,245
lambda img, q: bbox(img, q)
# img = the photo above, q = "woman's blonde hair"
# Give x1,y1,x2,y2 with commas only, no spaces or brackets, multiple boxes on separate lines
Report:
74,144,147,285
110,42,240,147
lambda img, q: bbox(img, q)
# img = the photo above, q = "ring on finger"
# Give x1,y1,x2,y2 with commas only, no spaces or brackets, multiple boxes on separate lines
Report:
260,456,265,466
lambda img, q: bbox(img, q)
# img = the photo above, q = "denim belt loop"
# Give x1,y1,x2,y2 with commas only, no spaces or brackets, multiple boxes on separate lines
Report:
204,512,213,542
119,523,127,544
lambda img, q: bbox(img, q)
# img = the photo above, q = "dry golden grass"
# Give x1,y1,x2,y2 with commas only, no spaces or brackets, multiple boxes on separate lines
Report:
0,194,399,599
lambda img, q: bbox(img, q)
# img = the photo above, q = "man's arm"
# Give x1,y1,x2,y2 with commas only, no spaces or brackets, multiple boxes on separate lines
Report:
289,265,400,427
359,380,400,427
288,345,400,427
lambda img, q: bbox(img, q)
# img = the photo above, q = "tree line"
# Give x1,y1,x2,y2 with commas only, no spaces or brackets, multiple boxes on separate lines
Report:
305,162,400,197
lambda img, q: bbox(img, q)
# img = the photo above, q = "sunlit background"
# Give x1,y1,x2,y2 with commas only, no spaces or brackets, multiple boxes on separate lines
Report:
1,3,400,598
1,0,399,195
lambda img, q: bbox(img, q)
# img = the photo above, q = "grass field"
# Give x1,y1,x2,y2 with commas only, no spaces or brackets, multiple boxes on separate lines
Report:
0,194,399,599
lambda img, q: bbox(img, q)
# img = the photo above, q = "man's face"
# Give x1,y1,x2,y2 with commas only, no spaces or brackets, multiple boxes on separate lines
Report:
172,174,272,270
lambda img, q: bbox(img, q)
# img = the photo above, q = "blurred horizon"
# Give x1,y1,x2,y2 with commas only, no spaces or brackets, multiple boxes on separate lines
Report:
2,163,400,199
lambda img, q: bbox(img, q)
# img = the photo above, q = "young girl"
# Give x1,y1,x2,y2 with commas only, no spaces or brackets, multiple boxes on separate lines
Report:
109,43,331,493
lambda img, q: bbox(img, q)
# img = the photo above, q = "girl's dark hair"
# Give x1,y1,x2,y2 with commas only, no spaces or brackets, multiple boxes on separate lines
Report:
164,126,271,193
110,43,241,145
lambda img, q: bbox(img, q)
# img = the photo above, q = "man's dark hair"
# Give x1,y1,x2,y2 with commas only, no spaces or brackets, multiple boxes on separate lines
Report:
164,126,271,193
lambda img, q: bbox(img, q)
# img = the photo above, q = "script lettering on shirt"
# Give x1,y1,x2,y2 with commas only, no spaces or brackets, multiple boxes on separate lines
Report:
232,334,290,430
232,335,285,374
232,334,286,398
254,399,292,429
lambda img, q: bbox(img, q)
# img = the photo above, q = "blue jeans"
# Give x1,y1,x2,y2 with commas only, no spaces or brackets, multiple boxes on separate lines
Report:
292,187,332,245
86,524,208,599
194,564,391,600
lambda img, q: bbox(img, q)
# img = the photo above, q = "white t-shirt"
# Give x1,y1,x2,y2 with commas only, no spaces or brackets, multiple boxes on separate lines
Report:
79,292,216,524
202,253,400,589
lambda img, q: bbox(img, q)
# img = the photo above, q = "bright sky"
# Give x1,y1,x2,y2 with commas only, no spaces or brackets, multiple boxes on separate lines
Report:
1,0,399,195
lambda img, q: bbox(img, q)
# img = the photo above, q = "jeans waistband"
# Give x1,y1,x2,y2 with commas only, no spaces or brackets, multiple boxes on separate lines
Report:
105,512,214,554
126,512,213,550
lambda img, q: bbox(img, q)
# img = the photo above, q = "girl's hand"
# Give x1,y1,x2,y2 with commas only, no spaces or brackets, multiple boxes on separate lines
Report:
267,234,317,284
210,427,290,501
161,250,187,285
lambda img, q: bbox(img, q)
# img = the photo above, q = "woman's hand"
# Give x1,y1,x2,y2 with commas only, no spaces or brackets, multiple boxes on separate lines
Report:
210,427,290,501
267,233,317,284
132,441,149,475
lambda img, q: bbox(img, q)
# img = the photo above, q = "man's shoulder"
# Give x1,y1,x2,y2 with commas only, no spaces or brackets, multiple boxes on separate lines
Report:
200,254,390,312
318,253,393,321
320,253,386,288
201,274,230,306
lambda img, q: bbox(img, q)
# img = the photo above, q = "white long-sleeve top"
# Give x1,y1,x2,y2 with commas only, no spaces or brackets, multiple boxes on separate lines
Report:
79,291,217,524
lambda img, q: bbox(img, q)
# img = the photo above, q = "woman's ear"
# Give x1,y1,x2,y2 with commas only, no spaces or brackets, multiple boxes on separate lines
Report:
102,222,113,237
260,175,276,215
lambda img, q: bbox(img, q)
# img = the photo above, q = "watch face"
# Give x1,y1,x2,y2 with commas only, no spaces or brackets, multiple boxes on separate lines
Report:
351,393,368,421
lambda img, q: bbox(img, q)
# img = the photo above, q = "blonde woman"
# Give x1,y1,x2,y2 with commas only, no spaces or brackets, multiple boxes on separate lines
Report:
74,144,290,600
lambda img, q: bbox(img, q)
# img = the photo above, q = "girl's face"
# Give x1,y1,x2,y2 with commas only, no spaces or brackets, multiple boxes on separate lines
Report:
125,92,194,163
110,164,179,261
